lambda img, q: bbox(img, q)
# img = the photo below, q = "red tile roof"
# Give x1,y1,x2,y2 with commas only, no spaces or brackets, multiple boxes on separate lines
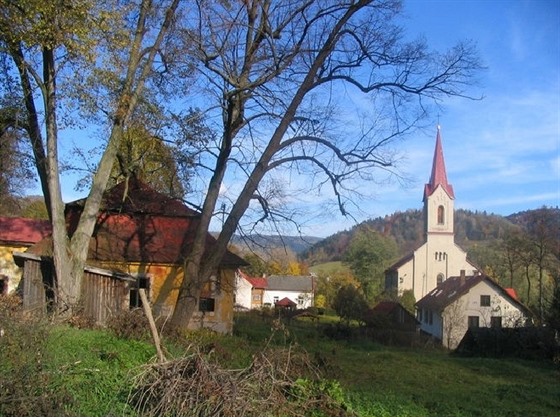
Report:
26,180,246,268
275,297,297,307
0,217,51,246
237,270,268,288
66,177,198,218
423,127,455,201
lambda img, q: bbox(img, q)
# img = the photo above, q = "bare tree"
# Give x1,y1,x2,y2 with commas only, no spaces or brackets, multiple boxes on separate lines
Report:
169,0,483,329
442,299,465,349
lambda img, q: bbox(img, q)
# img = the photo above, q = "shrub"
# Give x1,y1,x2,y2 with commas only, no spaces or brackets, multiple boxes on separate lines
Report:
107,308,150,341
0,295,72,416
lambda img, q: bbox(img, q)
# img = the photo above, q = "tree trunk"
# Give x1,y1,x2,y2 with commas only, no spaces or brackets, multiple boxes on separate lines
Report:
43,47,83,311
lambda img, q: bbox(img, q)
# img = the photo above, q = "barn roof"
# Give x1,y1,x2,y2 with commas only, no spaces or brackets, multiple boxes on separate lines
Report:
66,177,198,218
25,180,246,268
0,216,51,246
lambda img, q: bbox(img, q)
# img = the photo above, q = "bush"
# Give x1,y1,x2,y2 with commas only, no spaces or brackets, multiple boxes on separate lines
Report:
107,308,150,341
0,295,72,417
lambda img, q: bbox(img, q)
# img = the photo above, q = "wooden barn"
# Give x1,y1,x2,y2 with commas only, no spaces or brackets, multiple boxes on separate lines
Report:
15,251,134,325
13,178,246,332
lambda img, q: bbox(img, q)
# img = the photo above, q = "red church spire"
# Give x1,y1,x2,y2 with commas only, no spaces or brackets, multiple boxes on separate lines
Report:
423,126,455,200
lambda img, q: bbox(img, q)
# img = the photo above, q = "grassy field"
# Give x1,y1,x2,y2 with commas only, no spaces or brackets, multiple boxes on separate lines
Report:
233,313,560,417
1,312,558,417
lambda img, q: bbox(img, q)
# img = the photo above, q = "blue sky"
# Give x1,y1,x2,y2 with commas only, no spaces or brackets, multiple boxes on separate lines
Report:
46,0,559,238
302,0,559,237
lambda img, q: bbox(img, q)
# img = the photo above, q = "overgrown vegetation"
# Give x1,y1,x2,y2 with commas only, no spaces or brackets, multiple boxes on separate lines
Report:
1,300,558,417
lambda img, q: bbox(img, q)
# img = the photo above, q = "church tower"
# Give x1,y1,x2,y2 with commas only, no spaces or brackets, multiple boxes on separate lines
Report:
384,126,478,301
422,126,457,287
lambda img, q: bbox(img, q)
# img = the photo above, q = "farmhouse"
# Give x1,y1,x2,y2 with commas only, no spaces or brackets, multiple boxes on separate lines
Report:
0,216,51,295
385,127,478,301
235,271,315,310
14,178,247,332
415,271,532,349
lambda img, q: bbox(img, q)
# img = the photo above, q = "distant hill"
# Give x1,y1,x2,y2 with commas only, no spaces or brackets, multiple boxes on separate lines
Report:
299,207,560,265
221,233,323,256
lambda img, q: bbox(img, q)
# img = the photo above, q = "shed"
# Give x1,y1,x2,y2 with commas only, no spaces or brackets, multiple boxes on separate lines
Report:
14,251,134,324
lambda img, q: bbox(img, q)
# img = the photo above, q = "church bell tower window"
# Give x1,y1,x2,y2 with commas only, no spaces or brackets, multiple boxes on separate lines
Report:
437,205,445,225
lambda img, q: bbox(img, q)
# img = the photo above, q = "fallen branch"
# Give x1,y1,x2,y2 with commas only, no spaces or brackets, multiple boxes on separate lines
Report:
139,289,166,363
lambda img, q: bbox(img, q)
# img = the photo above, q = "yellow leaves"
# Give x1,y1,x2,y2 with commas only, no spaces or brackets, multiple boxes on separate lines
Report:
0,0,100,57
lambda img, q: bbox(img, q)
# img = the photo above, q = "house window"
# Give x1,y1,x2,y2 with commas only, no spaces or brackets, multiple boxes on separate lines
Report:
480,295,491,307
437,205,445,224
130,275,150,308
468,316,479,328
252,294,261,301
297,295,304,306
199,297,215,312
273,296,279,304
491,316,502,328
437,273,444,285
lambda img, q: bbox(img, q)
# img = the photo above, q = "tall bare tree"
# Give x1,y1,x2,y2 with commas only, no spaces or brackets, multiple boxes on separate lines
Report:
0,0,181,312
169,0,483,328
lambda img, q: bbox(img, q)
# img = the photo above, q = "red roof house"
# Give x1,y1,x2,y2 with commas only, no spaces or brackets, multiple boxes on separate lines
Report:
15,178,246,332
0,216,51,294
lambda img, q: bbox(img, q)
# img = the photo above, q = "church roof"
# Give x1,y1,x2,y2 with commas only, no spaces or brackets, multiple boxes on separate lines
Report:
423,127,455,201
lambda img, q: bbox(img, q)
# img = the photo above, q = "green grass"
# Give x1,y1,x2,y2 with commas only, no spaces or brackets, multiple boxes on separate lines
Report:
45,326,156,416
234,312,560,417
2,314,558,416
309,261,351,276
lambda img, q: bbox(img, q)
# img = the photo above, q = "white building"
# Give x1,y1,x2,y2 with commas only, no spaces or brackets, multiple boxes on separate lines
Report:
415,272,532,349
385,127,478,301
235,271,314,310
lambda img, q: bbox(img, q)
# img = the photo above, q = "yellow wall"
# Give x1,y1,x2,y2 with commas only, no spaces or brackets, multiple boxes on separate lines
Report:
96,261,235,334
0,244,28,293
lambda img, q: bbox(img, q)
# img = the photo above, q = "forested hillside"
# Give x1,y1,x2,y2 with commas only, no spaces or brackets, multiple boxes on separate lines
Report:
300,207,559,265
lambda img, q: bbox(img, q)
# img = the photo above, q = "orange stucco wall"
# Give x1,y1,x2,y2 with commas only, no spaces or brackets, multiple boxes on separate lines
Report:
95,260,235,333
0,244,28,293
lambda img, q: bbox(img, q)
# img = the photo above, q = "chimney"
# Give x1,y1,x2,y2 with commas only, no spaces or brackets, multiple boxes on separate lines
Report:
459,270,466,286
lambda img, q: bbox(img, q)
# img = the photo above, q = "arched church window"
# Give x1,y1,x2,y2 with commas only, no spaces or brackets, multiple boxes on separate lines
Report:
437,205,445,224
437,273,444,285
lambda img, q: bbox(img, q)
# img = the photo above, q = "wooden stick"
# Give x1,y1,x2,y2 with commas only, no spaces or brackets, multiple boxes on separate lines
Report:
139,288,166,363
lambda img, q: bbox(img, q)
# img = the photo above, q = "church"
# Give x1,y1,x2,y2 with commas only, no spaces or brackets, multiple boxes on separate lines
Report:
385,127,479,302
